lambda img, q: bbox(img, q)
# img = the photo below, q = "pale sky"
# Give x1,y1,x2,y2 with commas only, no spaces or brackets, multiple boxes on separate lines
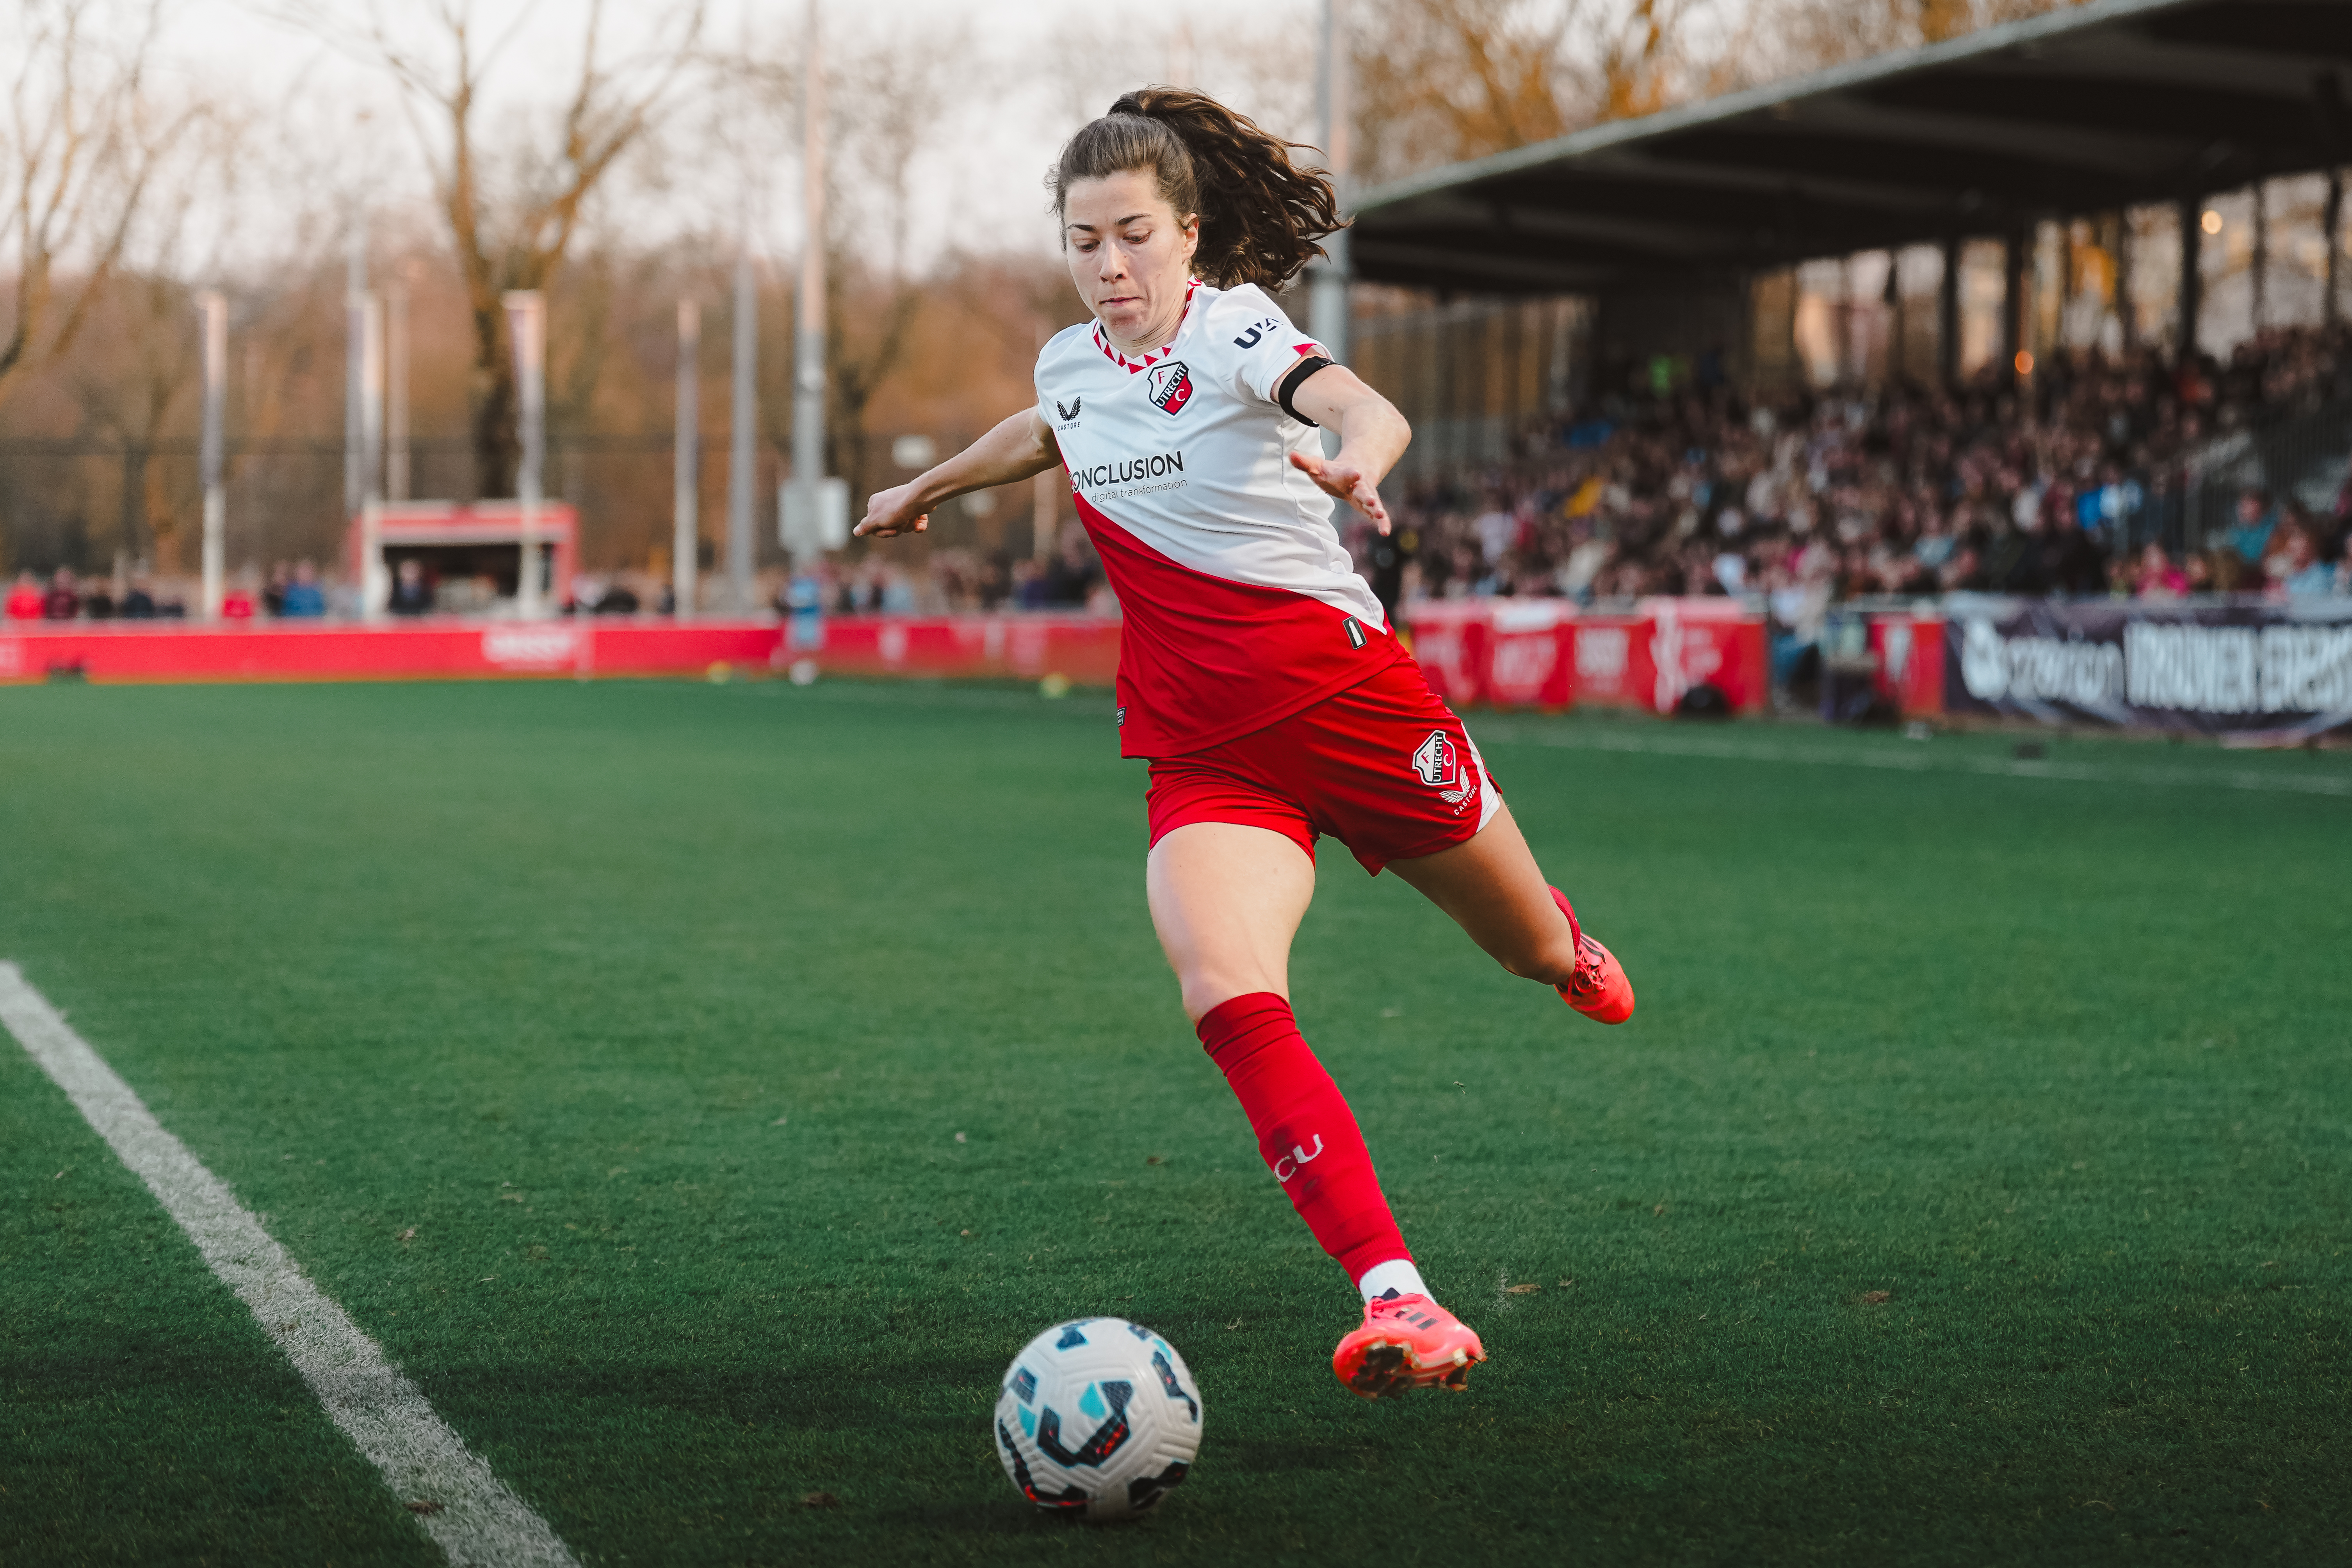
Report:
142,0,1323,274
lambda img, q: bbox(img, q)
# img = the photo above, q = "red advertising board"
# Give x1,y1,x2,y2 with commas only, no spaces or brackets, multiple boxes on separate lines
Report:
802,616,1121,685
1401,599,1490,707
1403,599,1769,715
1645,599,1769,713
0,615,1125,687
1483,601,1574,708
1566,614,1652,709
1868,613,1945,716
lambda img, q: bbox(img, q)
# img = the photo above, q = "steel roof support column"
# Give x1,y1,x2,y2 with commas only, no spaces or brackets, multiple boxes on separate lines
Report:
1937,236,1960,387
2176,197,2202,362
2001,226,2024,388
2114,213,2135,350
2326,172,2343,326
2251,182,2269,331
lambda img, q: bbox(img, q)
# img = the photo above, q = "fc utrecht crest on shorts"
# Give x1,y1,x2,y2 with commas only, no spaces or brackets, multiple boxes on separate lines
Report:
1036,280,1405,758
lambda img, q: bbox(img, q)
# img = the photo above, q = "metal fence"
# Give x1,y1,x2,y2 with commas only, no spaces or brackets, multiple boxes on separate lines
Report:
2117,396,2352,560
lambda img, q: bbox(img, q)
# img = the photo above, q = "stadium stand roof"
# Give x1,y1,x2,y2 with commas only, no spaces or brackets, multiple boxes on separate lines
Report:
1348,0,2352,294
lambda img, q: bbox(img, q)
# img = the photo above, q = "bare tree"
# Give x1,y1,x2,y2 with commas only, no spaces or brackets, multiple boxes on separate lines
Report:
737,17,969,505
0,0,197,403
1351,0,1721,187
64,93,246,571
287,0,706,497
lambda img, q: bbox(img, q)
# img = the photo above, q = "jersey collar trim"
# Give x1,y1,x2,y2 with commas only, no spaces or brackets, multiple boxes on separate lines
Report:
1093,279,1202,374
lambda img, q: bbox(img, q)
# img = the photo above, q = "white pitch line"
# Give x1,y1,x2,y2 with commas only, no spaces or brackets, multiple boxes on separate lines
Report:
0,963,578,1568
1469,724,2352,797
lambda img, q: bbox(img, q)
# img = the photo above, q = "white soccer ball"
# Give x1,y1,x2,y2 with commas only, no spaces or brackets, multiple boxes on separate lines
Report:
993,1317,1204,1523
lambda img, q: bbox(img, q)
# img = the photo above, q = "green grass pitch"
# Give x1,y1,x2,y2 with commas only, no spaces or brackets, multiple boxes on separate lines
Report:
2,678,2346,1566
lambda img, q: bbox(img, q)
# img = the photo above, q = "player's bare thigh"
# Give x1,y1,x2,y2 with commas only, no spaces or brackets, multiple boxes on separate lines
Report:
1146,822,1317,1022
1386,804,1579,988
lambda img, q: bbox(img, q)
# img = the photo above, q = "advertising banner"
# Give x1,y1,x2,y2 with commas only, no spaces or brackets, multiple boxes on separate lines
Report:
1402,599,1491,707
1403,599,1769,714
1868,613,1946,717
1484,601,1574,708
1942,600,2352,737
0,615,1124,688
1646,600,1768,714
1566,614,1651,708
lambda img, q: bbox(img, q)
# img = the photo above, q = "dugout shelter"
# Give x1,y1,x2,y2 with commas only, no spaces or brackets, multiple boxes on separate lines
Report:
344,501,579,614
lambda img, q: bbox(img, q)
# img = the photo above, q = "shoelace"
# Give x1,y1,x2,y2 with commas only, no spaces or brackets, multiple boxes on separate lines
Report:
1569,938,1607,995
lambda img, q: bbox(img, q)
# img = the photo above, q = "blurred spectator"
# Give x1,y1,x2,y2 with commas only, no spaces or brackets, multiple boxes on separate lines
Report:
280,561,327,618
2275,521,2336,599
389,558,433,616
1042,529,1102,607
1360,322,2351,612
2133,544,2189,599
120,573,158,618
264,561,292,618
41,568,80,620
4,571,41,620
2224,488,2275,567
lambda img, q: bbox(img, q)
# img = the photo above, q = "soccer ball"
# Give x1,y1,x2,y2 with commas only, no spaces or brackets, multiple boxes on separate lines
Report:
993,1317,1204,1523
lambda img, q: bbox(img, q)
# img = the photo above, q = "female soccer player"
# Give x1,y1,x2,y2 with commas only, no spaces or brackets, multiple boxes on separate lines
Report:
856,89,1633,1399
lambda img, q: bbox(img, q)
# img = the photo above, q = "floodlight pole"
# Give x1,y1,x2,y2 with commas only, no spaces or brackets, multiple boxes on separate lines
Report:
1309,0,1351,457
344,208,368,521
729,250,758,611
198,291,226,621
505,290,547,618
675,298,701,620
358,292,386,621
386,278,411,502
790,0,829,571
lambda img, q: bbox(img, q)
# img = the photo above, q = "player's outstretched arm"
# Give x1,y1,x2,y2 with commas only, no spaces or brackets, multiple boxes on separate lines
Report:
856,409,1062,539
1286,367,1412,537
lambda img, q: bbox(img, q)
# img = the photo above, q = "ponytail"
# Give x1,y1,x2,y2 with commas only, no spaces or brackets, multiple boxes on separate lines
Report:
1049,87,1344,292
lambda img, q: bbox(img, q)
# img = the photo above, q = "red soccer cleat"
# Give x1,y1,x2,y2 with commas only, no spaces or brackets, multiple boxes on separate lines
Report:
1550,885,1634,1024
1332,1292,1487,1399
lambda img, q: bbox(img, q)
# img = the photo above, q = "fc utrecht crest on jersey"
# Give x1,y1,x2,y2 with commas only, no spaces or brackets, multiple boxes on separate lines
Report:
1147,361,1194,416
1413,729,1479,811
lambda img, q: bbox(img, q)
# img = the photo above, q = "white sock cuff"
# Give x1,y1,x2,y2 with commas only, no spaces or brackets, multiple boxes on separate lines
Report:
1355,1258,1428,1303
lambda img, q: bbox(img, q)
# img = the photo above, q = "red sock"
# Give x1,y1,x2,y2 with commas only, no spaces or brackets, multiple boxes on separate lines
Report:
1195,993,1409,1283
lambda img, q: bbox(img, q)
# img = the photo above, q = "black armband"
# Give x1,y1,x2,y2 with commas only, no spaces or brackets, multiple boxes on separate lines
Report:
1276,356,1335,425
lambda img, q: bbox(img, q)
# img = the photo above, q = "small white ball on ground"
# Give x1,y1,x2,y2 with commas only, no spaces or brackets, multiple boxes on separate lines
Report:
994,1317,1203,1524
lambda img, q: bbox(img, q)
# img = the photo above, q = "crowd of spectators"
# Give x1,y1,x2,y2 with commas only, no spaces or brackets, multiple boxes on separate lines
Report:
2,559,342,623
1354,324,2352,628
5,566,176,621
10,326,2346,631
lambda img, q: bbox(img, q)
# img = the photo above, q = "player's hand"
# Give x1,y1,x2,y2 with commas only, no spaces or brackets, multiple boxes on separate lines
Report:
1289,450,1392,536
855,483,930,539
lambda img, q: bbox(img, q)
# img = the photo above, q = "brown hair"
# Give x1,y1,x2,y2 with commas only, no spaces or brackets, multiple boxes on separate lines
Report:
1049,87,1345,292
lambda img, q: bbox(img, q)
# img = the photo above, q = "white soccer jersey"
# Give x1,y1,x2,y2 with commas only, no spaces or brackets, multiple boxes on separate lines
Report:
1036,280,1403,757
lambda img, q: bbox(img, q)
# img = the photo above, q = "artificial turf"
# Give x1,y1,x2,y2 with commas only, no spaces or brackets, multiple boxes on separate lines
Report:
0,677,2345,1567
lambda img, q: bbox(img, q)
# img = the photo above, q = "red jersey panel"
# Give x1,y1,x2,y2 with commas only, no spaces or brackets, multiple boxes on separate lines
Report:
1077,492,1406,756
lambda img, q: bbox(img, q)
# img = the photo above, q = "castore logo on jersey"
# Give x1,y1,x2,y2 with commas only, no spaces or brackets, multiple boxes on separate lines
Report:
1147,360,1193,416
1055,397,1081,424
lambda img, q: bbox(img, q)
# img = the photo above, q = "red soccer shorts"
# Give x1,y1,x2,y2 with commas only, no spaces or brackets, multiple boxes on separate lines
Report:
1145,657,1502,875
